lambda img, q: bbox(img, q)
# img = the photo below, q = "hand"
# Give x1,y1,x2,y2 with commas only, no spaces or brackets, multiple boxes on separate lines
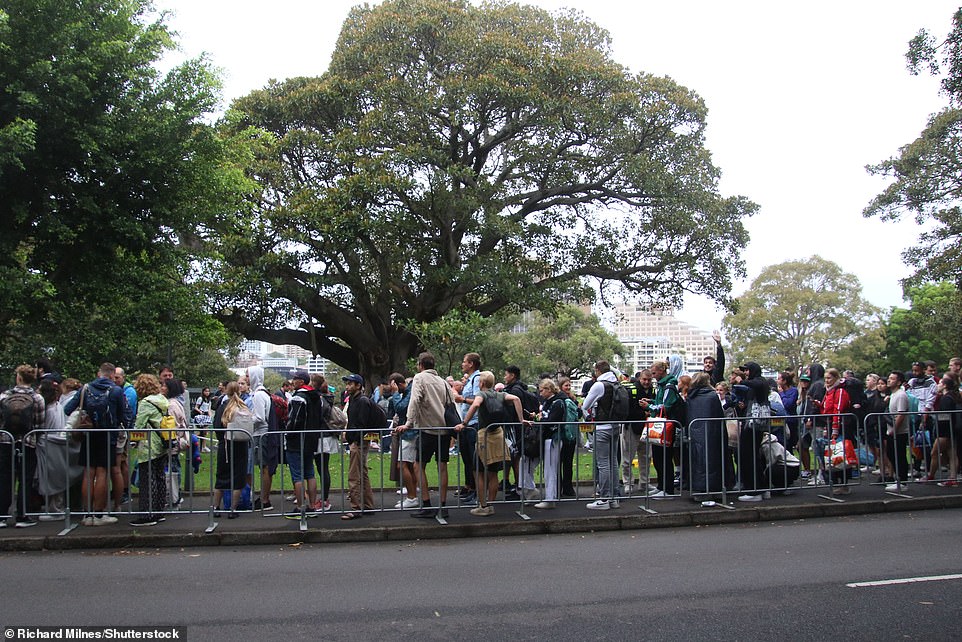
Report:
712,329,721,343
455,422,464,433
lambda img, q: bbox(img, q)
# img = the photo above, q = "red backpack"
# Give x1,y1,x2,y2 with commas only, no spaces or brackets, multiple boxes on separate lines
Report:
270,392,289,429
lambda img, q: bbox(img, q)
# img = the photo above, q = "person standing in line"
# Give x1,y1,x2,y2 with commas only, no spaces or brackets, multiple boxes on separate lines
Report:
395,353,454,519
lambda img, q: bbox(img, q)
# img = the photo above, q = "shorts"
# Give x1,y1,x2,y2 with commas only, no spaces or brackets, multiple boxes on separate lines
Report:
400,437,418,463
476,457,504,473
252,433,280,475
418,432,450,464
286,450,315,482
78,431,112,469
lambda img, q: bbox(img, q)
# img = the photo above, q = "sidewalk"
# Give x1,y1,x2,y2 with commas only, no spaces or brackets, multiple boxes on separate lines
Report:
3,477,961,552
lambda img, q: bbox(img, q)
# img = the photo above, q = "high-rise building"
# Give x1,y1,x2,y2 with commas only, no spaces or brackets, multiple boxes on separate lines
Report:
611,305,716,374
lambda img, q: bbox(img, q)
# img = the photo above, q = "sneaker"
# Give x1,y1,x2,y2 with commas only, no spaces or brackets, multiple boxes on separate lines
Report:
832,486,851,495
521,488,541,501
885,483,904,492
438,507,449,519
81,516,95,526
469,505,494,516
92,515,118,526
738,494,763,502
800,470,811,479
14,517,37,528
201,446,211,453
38,514,65,522
411,508,437,519
560,490,578,499
253,498,262,510
609,500,620,509
0,521,6,528
130,517,158,527
533,501,556,509
938,480,959,487
504,490,521,501
395,497,420,509
648,490,675,500
285,494,296,503
261,501,273,511
120,493,131,505
459,491,477,504
586,500,610,510
228,511,239,519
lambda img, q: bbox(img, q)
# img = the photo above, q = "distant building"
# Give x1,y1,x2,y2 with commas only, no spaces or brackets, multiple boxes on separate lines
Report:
611,305,715,374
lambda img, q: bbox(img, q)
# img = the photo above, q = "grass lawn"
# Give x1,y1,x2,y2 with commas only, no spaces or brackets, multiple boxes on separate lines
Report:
171,443,608,495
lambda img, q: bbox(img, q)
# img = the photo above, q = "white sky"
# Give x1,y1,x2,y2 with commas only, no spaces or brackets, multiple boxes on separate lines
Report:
157,0,960,331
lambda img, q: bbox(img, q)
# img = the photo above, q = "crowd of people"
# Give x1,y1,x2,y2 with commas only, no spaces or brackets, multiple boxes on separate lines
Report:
2,346,960,528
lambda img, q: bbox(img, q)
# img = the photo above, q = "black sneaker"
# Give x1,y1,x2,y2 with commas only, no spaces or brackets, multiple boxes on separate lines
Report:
261,501,274,511
411,508,437,518
130,517,158,527
438,507,449,519
504,490,521,501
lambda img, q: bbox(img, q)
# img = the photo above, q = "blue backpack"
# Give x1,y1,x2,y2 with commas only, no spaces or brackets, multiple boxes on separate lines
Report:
84,385,116,428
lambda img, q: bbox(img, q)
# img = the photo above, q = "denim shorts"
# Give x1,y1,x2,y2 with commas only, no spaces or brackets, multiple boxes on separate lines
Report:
285,450,315,482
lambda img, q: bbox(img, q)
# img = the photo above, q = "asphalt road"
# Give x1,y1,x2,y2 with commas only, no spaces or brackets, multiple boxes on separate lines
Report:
2,509,961,641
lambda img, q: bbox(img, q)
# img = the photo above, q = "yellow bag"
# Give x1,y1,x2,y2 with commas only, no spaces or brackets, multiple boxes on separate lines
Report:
158,413,177,440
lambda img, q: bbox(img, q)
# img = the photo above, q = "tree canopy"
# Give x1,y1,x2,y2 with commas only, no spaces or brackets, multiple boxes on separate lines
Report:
865,8,962,287
0,0,242,379
483,306,625,381
205,0,756,382
722,256,881,372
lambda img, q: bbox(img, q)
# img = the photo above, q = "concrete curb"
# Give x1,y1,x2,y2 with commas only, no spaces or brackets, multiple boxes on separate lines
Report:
3,493,961,552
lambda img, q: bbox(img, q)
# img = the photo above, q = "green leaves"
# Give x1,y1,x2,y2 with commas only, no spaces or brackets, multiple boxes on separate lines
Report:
0,1,240,380
722,256,881,372
867,9,962,288
208,0,753,379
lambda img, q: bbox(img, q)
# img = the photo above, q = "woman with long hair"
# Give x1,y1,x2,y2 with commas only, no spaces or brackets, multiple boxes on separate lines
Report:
212,381,252,518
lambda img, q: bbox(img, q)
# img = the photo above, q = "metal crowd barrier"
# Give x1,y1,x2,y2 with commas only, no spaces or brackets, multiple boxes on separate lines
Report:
7,407,960,533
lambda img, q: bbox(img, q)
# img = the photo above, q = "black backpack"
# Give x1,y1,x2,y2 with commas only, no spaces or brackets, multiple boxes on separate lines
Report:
595,380,630,422
1,390,36,438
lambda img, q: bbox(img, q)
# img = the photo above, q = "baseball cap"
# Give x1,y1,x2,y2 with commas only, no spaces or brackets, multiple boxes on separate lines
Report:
291,369,310,382
342,374,364,384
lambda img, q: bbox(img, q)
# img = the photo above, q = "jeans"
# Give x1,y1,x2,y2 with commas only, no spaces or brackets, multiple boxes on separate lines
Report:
593,427,620,499
458,427,477,490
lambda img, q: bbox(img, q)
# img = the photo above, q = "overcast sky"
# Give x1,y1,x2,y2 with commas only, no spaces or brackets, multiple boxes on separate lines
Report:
157,0,960,331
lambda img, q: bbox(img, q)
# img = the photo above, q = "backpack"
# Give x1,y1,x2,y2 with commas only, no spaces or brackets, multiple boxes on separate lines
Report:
561,397,580,443
478,390,513,428
1,390,36,438
84,385,115,428
326,403,348,430
747,399,771,432
906,391,921,432
595,380,630,422
367,397,389,429
270,392,289,428
147,400,178,440
513,384,540,419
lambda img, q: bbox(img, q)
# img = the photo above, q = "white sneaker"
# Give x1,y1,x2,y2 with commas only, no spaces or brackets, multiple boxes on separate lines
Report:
92,515,118,526
586,500,610,510
762,491,771,500
648,490,669,499
533,501,556,509
38,514,64,522
609,500,620,509
401,497,419,508
738,494,763,502
81,516,95,526
521,488,541,501
885,483,903,492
